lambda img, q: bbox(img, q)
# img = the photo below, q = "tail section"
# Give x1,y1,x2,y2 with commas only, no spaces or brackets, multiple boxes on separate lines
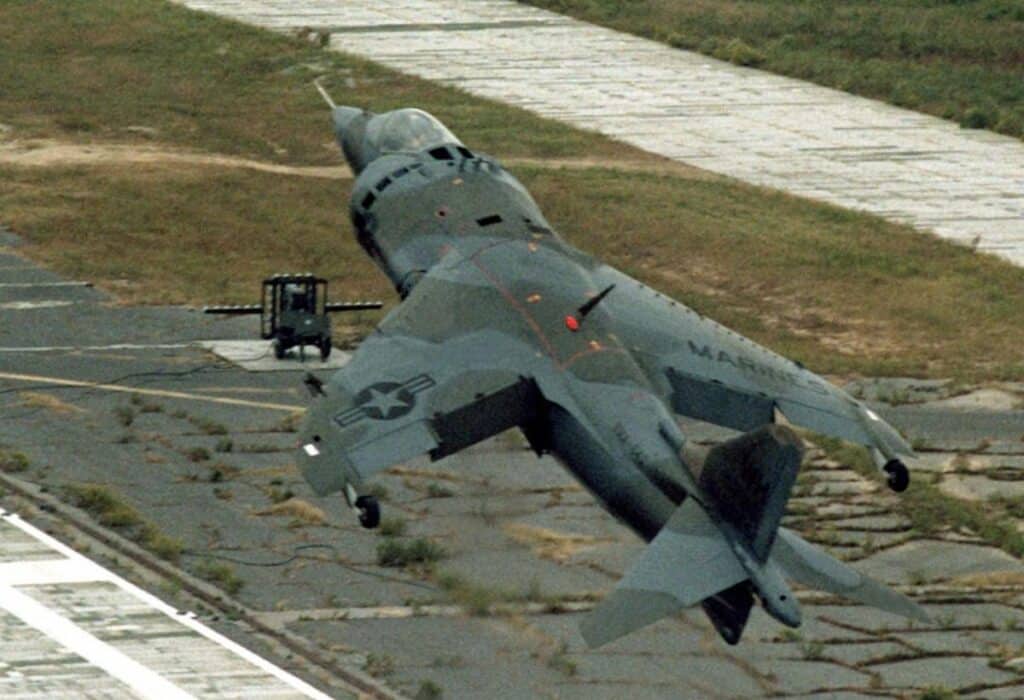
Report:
699,424,802,561
581,425,928,647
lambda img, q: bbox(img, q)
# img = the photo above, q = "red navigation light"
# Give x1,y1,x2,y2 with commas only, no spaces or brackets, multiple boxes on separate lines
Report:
564,315,580,332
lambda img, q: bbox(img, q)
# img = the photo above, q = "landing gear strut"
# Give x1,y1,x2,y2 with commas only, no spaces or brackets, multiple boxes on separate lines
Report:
883,459,910,493
344,484,381,529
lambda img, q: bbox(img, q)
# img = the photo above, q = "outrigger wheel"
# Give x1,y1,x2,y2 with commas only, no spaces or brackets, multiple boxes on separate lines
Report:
318,338,332,361
883,459,910,493
273,338,287,360
355,495,380,529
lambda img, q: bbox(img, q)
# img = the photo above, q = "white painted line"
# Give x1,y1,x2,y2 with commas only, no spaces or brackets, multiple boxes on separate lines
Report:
0,300,74,310
0,370,303,412
0,281,91,288
0,342,191,352
1,512,335,700
199,339,353,372
0,581,195,700
0,558,109,586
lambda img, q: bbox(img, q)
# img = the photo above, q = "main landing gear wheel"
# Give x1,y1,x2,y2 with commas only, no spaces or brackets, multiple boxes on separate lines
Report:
272,339,287,360
318,338,332,362
355,495,380,529
883,459,910,492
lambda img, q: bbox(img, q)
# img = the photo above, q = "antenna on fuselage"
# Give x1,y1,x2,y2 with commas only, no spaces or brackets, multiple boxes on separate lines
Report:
313,78,337,109
578,284,616,319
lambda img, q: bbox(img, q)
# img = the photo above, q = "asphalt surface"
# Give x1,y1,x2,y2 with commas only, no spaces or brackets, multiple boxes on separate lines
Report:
2,227,1024,698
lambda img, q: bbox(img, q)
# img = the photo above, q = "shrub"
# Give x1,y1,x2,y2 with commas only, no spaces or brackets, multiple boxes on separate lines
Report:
0,451,30,473
377,538,446,568
720,38,766,67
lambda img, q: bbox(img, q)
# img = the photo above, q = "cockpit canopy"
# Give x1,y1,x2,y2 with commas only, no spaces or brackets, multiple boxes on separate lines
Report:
365,108,462,155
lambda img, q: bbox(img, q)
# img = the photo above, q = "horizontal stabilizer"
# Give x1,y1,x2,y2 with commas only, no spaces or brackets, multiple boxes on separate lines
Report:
580,498,746,648
772,528,930,624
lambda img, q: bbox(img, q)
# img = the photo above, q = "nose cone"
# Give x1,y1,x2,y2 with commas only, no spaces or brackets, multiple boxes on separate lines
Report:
331,106,364,135
330,106,372,174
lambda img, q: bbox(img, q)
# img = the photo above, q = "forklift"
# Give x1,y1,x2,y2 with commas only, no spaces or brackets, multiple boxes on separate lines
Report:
204,273,382,361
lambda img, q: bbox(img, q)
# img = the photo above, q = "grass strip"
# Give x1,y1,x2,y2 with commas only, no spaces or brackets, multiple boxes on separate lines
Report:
521,0,1024,140
815,438,1024,560
63,483,185,563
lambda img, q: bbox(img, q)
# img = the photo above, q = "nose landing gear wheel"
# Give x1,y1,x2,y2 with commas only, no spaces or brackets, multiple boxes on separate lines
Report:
355,495,380,529
883,459,910,492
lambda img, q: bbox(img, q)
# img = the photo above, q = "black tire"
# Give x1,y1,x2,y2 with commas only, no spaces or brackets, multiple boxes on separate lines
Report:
319,338,332,361
355,495,380,529
273,339,286,360
883,459,910,492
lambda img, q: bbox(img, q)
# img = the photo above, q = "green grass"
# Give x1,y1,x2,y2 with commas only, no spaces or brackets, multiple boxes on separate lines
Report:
378,517,408,537
521,0,1024,140
376,537,447,568
194,559,244,594
63,483,184,562
816,438,1024,559
435,572,551,616
0,450,30,474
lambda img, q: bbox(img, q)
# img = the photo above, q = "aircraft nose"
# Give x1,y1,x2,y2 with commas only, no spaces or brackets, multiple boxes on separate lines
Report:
331,106,363,135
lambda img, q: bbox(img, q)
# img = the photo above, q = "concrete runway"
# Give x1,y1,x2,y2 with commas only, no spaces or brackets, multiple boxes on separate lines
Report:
0,509,333,700
177,0,1024,266
3,227,1024,697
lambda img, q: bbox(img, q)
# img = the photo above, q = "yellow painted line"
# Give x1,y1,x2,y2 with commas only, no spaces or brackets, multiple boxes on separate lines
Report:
0,371,304,413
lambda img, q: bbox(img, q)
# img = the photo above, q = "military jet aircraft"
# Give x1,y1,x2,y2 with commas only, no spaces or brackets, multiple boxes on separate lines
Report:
297,85,928,647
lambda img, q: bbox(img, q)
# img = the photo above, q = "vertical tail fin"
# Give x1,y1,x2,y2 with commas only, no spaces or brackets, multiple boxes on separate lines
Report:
699,424,802,561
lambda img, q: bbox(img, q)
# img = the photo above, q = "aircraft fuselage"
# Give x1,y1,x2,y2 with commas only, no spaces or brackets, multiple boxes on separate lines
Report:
343,117,686,542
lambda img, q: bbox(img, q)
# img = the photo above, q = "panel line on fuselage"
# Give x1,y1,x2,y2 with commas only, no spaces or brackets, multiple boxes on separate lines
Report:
466,244,628,373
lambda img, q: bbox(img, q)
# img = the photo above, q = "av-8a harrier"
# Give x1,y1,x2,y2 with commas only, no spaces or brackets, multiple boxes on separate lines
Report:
298,88,928,646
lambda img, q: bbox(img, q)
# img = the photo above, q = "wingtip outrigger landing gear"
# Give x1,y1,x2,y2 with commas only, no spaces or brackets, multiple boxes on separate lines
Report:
883,459,910,493
872,449,911,492
344,484,381,529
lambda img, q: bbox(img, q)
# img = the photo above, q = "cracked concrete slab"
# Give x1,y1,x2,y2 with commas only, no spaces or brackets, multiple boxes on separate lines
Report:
858,541,1024,584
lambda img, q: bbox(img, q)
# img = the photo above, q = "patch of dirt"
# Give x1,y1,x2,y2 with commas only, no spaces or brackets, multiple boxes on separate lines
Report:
0,139,712,181
17,391,86,415
256,497,326,524
0,139,348,179
503,523,614,563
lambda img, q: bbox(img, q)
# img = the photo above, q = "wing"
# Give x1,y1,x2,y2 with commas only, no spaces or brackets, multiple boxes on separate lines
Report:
297,259,543,496
597,267,913,461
